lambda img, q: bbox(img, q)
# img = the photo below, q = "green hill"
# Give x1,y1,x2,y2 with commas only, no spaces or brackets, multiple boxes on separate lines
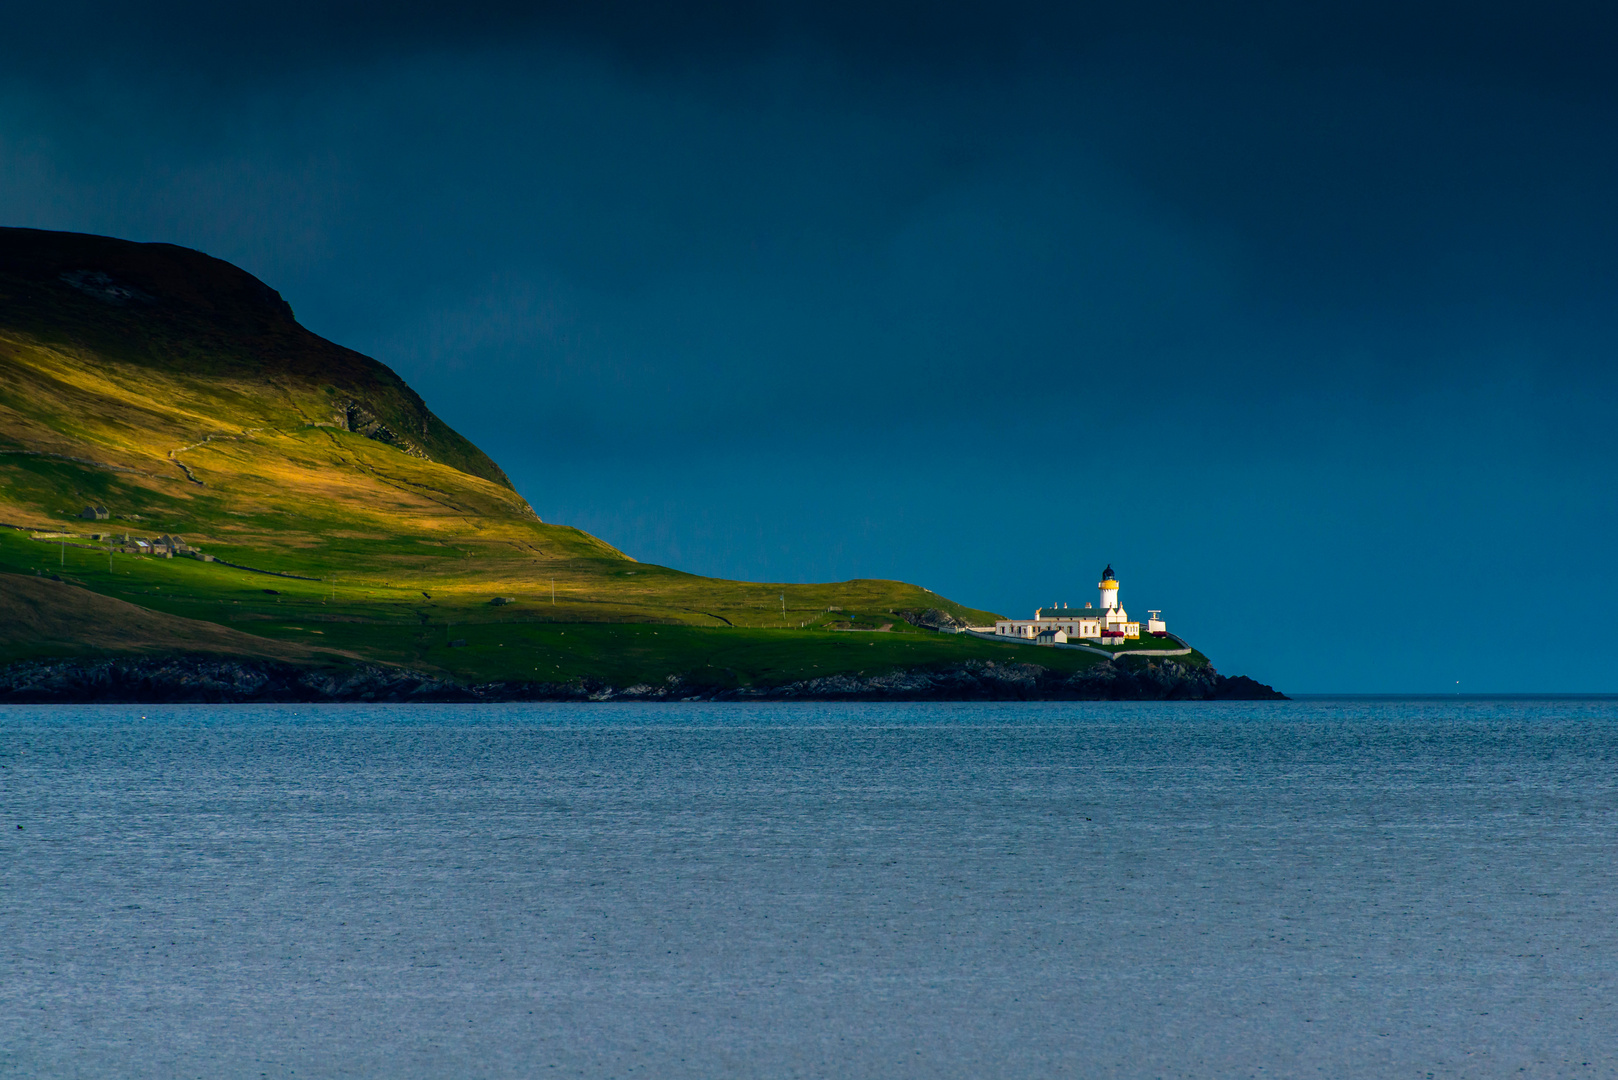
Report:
0,227,1169,693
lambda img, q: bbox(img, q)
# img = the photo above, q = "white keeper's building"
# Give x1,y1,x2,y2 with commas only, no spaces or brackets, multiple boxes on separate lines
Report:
993,565,1167,645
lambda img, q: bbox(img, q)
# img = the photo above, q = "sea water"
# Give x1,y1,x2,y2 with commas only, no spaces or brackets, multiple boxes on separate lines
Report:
2,700,1615,1078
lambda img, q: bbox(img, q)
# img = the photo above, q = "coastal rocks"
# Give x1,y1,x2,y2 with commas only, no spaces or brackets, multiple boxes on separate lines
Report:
483,656,1283,702
0,655,1286,704
1209,674,1287,700
755,657,1283,701
762,660,1043,700
0,657,472,704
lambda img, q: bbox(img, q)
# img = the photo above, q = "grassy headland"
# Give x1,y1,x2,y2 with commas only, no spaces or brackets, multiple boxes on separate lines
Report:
0,228,1234,697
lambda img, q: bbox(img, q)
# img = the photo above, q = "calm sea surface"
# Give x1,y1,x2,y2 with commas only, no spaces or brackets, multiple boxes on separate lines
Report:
2,700,1615,1078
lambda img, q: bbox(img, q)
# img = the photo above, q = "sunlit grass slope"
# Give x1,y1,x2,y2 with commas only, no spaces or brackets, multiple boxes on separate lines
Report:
0,228,1013,683
0,569,344,666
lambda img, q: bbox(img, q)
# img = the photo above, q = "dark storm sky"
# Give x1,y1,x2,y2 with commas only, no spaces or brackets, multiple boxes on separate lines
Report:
4,2,1616,691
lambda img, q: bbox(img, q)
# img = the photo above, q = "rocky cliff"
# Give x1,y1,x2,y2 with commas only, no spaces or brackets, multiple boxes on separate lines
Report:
0,655,1285,704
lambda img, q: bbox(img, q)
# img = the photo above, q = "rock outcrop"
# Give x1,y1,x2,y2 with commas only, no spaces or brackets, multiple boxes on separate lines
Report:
896,607,968,632
338,399,432,461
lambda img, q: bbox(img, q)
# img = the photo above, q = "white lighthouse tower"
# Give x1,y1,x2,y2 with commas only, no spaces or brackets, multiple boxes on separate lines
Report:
1098,564,1120,610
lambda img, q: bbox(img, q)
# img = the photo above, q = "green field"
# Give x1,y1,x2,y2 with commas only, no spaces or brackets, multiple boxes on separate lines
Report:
0,527,1121,687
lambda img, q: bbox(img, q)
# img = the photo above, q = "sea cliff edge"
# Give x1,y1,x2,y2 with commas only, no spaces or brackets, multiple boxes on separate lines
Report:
0,655,1285,704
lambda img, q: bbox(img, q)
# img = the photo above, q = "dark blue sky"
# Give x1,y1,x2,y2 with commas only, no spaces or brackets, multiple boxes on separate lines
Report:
4,2,1615,691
